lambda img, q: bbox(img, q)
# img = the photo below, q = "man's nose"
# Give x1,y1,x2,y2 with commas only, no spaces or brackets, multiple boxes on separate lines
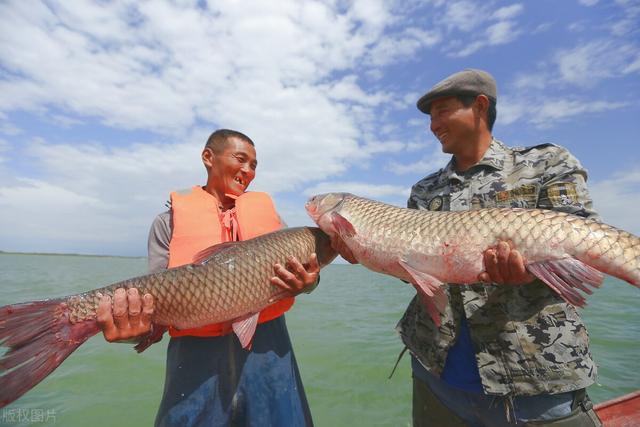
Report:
430,117,440,135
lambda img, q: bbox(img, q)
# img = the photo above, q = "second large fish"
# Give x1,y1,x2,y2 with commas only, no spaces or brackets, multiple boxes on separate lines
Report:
306,193,639,326
0,226,337,408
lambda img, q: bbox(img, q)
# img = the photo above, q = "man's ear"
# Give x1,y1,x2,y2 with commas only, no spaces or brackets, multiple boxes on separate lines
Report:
473,94,490,126
474,94,489,115
476,95,489,114
202,147,215,169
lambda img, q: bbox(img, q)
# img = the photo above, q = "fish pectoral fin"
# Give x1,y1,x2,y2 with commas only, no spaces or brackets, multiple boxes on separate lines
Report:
526,258,604,307
232,312,260,350
398,258,448,328
331,212,356,238
192,242,240,265
134,324,168,353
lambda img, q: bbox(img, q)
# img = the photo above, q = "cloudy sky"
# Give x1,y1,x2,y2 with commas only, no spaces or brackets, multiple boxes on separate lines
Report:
0,0,638,256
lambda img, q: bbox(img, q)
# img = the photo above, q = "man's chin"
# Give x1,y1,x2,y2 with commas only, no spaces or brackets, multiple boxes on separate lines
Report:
223,188,245,198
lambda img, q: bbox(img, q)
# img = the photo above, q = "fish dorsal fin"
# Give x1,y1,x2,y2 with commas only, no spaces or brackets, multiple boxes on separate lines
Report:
331,212,356,238
398,258,448,327
527,258,603,307
232,312,260,350
192,241,240,265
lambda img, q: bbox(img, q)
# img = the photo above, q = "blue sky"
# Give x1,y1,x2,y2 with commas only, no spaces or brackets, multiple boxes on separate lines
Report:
0,0,638,256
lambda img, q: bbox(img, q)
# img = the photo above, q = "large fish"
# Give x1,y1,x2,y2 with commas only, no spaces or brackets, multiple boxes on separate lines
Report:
306,193,639,326
0,226,337,408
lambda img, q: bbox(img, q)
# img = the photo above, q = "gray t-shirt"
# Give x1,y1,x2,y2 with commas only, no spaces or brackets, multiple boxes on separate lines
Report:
147,211,171,274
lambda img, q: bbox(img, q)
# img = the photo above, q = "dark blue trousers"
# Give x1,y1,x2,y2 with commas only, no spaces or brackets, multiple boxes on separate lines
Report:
155,316,313,427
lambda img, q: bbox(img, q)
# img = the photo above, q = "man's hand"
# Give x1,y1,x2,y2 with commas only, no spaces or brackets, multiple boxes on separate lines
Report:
271,254,320,295
330,235,358,264
96,288,154,342
478,241,535,286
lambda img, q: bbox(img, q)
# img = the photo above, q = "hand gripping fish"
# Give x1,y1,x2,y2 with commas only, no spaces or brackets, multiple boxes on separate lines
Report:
0,227,337,408
306,193,639,326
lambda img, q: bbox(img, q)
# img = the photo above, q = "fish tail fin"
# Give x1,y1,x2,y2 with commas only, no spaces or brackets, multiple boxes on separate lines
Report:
0,299,99,408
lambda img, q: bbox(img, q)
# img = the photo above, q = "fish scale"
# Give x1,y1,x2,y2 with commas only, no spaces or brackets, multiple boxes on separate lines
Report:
306,193,640,325
0,226,336,408
343,195,639,278
58,227,332,328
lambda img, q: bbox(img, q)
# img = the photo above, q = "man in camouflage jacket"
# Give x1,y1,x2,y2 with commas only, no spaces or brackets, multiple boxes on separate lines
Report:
395,70,603,426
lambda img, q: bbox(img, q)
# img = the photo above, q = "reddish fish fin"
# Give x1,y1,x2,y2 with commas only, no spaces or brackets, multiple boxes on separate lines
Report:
331,212,356,238
527,258,604,307
232,312,260,350
192,242,239,264
0,299,100,408
398,259,447,327
134,324,168,353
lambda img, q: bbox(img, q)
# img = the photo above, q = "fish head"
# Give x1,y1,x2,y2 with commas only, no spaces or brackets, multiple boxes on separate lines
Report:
305,193,350,235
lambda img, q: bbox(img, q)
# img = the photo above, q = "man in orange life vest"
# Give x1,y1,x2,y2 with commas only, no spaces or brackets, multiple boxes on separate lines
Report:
96,129,319,426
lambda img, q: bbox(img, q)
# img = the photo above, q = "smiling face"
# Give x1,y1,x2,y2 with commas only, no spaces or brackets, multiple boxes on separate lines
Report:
202,136,257,208
428,96,478,155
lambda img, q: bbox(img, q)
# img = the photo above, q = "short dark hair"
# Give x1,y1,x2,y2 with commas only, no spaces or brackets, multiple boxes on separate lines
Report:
457,94,497,131
205,129,255,153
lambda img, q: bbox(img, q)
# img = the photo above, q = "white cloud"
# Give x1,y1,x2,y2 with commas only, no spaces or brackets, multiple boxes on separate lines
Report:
444,2,524,57
486,21,520,45
322,75,391,107
303,181,410,199
623,54,640,74
2,1,444,253
0,139,8,164
366,27,441,67
590,170,640,236
499,95,528,126
386,153,449,175
500,94,628,127
502,30,639,128
407,118,426,128
511,72,547,90
579,0,599,6
406,141,427,151
361,140,407,155
555,40,640,87
441,1,486,33
0,1,396,138
492,4,524,20
0,178,153,255
532,99,628,126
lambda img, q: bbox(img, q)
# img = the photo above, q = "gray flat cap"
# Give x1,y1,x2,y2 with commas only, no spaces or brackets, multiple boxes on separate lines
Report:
417,69,497,114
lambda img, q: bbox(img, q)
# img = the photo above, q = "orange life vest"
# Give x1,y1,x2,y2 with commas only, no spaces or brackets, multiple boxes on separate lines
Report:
167,186,294,338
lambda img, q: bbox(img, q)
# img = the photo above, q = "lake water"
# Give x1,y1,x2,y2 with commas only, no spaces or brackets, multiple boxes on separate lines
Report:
1,253,638,426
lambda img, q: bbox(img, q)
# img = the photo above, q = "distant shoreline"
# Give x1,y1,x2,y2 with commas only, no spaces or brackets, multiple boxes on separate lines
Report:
0,250,145,259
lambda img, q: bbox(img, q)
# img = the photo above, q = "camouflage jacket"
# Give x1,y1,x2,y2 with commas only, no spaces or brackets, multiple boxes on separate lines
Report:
397,139,600,396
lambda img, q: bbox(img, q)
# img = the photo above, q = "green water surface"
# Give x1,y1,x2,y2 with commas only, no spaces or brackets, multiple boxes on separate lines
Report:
0,254,638,426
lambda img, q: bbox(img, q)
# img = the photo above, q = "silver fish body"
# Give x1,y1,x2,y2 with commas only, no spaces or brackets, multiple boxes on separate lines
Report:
306,193,639,320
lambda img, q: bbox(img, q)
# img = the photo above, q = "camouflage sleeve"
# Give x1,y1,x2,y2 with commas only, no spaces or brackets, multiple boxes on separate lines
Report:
147,211,171,274
407,190,419,209
537,146,600,221
408,178,433,210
